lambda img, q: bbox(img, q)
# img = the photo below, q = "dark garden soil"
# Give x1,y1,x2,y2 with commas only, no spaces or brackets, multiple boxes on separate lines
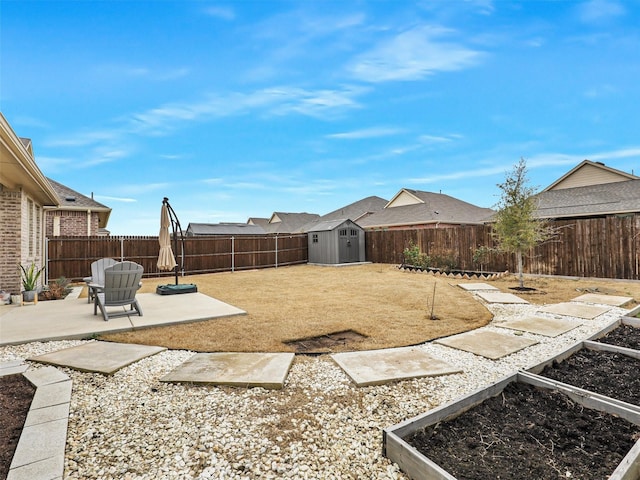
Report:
285,330,367,353
540,348,640,406
407,382,640,480
595,324,640,350
0,374,35,478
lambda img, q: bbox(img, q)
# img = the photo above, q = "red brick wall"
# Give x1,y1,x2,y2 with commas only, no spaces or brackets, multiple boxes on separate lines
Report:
46,211,101,237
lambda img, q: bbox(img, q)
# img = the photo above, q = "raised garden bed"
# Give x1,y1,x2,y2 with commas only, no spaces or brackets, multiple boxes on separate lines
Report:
384,372,640,480
589,318,640,351
528,341,640,410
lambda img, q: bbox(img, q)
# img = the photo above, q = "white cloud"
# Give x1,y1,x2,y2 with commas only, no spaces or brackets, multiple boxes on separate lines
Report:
128,85,366,134
577,0,625,24
348,25,483,82
203,6,236,21
327,127,402,139
419,134,460,144
94,195,137,203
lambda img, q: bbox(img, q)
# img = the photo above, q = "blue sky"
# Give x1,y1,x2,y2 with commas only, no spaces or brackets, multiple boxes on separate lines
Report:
2,0,639,235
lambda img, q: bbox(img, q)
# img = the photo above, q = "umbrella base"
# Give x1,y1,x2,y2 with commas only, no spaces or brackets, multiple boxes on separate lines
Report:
156,284,198,295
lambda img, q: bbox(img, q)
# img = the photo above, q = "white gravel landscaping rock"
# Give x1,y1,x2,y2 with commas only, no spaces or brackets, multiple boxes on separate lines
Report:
0,304,630,479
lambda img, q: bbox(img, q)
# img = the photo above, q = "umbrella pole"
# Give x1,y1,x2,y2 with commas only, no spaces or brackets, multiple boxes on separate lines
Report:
162,197,185,286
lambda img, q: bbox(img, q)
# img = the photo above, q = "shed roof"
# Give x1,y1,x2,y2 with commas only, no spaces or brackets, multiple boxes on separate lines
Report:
534,179,640,219
306,218,361,232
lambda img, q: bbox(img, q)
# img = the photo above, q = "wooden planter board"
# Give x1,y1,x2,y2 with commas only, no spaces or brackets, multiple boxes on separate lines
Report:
623,304,640,321
383,372,640,480
526,340,640,415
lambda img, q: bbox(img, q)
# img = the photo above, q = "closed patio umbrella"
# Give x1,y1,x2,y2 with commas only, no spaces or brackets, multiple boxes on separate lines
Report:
157,202,177,272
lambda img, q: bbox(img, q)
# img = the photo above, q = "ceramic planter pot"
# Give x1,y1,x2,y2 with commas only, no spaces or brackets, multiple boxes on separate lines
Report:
22,290,37,303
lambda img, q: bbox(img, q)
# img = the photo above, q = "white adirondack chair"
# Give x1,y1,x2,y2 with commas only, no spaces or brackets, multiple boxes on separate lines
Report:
94,261,144,321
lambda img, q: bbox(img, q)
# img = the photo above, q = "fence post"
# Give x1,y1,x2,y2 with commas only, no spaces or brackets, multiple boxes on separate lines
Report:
275,234,278,268
231,236,235,272
119,236,125,261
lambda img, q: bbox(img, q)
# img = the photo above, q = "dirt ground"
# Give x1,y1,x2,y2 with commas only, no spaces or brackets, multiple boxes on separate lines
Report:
0,374,35,478
98,263,640,353
408,381,640,479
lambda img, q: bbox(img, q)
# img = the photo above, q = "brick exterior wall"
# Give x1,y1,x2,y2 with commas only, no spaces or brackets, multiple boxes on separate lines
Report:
0,189,22,294
0,188,44,294
45,210,101,237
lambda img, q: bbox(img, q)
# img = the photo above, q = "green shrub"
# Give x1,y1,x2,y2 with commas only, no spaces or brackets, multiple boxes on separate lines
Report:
431,250,458,272
403,242,430,269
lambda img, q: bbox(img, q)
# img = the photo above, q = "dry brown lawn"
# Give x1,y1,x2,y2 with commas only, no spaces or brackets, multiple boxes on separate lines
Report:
98,263,640,353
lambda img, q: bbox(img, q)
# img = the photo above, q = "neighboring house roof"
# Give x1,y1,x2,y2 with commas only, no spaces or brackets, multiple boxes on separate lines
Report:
543,160,638,191
0,114,59,205
300,196,388,232
357,188,495,229
247,217,270,229
534,179,640,219
186,222,266,235
46,178,112,228
306,218,362,233
319,196,388,223
265,212,320,233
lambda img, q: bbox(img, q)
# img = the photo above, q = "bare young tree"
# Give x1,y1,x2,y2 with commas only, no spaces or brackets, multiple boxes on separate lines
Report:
492,158,554,288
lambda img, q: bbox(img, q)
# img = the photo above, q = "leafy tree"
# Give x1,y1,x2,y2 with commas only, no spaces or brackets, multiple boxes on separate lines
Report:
492,158,553,288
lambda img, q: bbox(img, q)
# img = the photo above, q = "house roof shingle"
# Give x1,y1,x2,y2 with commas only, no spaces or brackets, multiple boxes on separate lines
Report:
357,189,494,229
46,177,111,228
534,179,640,219
265,212,320,233
187,222,266,235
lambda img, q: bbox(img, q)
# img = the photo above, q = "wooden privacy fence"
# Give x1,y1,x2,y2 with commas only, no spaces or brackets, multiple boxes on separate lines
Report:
46,234,308,282
46,215,639,282
365,214,640,280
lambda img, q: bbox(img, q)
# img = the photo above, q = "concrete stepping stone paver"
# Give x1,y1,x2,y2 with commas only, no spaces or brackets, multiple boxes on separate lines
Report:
435,330,538,360
28,341,166,374
571,293,633,307
537,302,611,320
498,316,583,337
457,283,499,291
160,352,295,390
475,291,529,304
331,346,463,387
7,366,71,480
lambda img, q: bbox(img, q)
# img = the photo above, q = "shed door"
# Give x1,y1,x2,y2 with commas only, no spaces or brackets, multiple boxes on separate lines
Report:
338,228,360,263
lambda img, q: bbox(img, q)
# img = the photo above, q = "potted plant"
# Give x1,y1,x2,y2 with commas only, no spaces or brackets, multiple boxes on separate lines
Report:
19,262,44,303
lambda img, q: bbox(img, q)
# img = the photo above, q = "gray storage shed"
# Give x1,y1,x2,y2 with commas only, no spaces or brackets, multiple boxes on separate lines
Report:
307,219,365,264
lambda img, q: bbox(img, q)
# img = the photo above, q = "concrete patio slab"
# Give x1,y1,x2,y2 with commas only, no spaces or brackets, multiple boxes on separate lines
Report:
571,293,634,307
331,346,463,387
457,283,499,291
498,316,583,337
435,330,538,359
475,291,529,304
0,292,246,346
537,302,612,320
160,352,295,389
28,341,166,374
